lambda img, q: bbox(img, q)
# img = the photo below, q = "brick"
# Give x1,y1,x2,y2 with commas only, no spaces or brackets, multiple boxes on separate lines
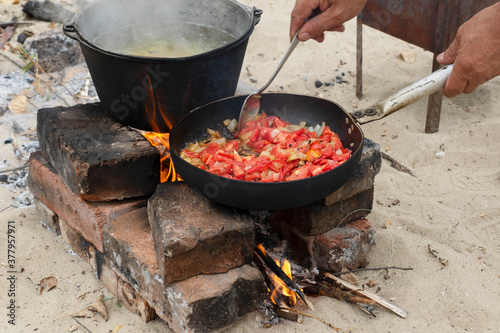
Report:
34,198,60,235
164,265,266,333
28,151,148,252
59,217,93,262
324,138,381,205
117,275,157,322
148,182,255,285
37,103,160,201
268,186,374,236
100,264,119,297
103,207,167,315
283,219,376,272
103,207,265,330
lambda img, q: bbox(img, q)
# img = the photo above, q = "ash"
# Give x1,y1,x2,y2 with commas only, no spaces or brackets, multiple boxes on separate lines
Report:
1,168,35,207
0,71,33,115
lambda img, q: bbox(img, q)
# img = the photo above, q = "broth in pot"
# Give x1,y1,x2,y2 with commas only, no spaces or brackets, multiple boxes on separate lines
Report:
93,21,237,58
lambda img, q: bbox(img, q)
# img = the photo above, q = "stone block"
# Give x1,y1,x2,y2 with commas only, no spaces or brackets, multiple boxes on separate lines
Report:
324,138,381,205
28,151,148,252
37,103,160,201
165,265,266,333
148,182,255,285
268,186,374,237
284,219,376,272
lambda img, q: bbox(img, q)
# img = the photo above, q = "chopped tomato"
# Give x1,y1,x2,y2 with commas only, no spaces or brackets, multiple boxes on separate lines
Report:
180,114,352,182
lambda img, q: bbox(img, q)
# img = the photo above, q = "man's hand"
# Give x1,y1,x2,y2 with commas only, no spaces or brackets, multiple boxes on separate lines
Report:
437,2,500,98
289,0,367,42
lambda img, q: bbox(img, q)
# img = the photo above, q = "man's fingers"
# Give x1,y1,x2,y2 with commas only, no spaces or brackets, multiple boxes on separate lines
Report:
289,0,320,40
437,40,459,65
442,72,468,98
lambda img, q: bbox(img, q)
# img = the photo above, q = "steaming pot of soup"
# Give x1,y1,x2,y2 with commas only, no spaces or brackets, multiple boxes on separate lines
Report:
64,0,262,132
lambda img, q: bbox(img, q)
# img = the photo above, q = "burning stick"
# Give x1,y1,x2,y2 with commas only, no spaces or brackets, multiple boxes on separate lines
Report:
253,253,303,323
323,272,408,318
255,244,314,311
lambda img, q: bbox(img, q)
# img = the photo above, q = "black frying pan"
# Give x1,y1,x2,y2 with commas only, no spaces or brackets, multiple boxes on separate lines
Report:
169,65,452,210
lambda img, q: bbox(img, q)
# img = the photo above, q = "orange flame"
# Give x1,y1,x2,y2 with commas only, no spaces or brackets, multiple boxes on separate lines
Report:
141,73,181,182
141,131,181,182
270,258,298,307
256,244,297,307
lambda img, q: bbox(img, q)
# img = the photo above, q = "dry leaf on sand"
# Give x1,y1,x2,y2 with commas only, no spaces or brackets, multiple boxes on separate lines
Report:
88,295,108,321
40,276,58,294
1,0,20,5
8,95,28,114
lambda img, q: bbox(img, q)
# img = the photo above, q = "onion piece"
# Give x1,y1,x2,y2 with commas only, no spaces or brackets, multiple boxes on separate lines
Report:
226,119,238,133
317,122,326,136
270,128,280,139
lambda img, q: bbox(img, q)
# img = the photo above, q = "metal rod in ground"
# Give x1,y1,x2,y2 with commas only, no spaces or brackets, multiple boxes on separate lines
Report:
255,245,314,311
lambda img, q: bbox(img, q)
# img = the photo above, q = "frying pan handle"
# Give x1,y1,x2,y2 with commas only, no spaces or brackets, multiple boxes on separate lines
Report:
352,64,453,124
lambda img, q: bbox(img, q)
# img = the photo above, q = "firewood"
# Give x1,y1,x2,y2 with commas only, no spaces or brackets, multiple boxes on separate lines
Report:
255,245,314,310
302,284,375,305
323,272,408,318
22,0,74,24
277,306,303,323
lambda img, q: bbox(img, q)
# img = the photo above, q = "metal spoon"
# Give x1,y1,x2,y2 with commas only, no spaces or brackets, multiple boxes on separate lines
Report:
237,10,319,133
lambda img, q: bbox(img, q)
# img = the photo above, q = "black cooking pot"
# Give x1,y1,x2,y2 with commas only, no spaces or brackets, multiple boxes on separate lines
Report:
64,0,262,132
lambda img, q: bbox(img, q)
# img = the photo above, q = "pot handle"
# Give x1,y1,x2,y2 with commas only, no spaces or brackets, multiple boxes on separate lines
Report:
252,8,263,25
63,21,80,40
352,64,453,124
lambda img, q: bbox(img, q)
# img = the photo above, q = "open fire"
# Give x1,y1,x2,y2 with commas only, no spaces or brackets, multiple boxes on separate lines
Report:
271,257,297,307
141,131,180,182
140,79,181,182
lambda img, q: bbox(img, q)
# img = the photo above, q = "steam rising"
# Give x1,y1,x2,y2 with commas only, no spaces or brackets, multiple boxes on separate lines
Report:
72,0,254,56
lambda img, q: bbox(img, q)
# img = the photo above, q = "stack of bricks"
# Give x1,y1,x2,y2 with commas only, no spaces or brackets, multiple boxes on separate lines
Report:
28,102,382,332
265,139,381,272
28,103,266,332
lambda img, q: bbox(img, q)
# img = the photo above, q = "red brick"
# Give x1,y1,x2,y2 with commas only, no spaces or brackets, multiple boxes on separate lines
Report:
117,275,157,322
268,186,374,237
28,151,148,252
148,182,255,285
34,198,60,235
283,219,376,272
164,265,266,333
314,219,376,272
37,103,160,201
103,207,266,330
103,207,167,315
59,217,93,262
